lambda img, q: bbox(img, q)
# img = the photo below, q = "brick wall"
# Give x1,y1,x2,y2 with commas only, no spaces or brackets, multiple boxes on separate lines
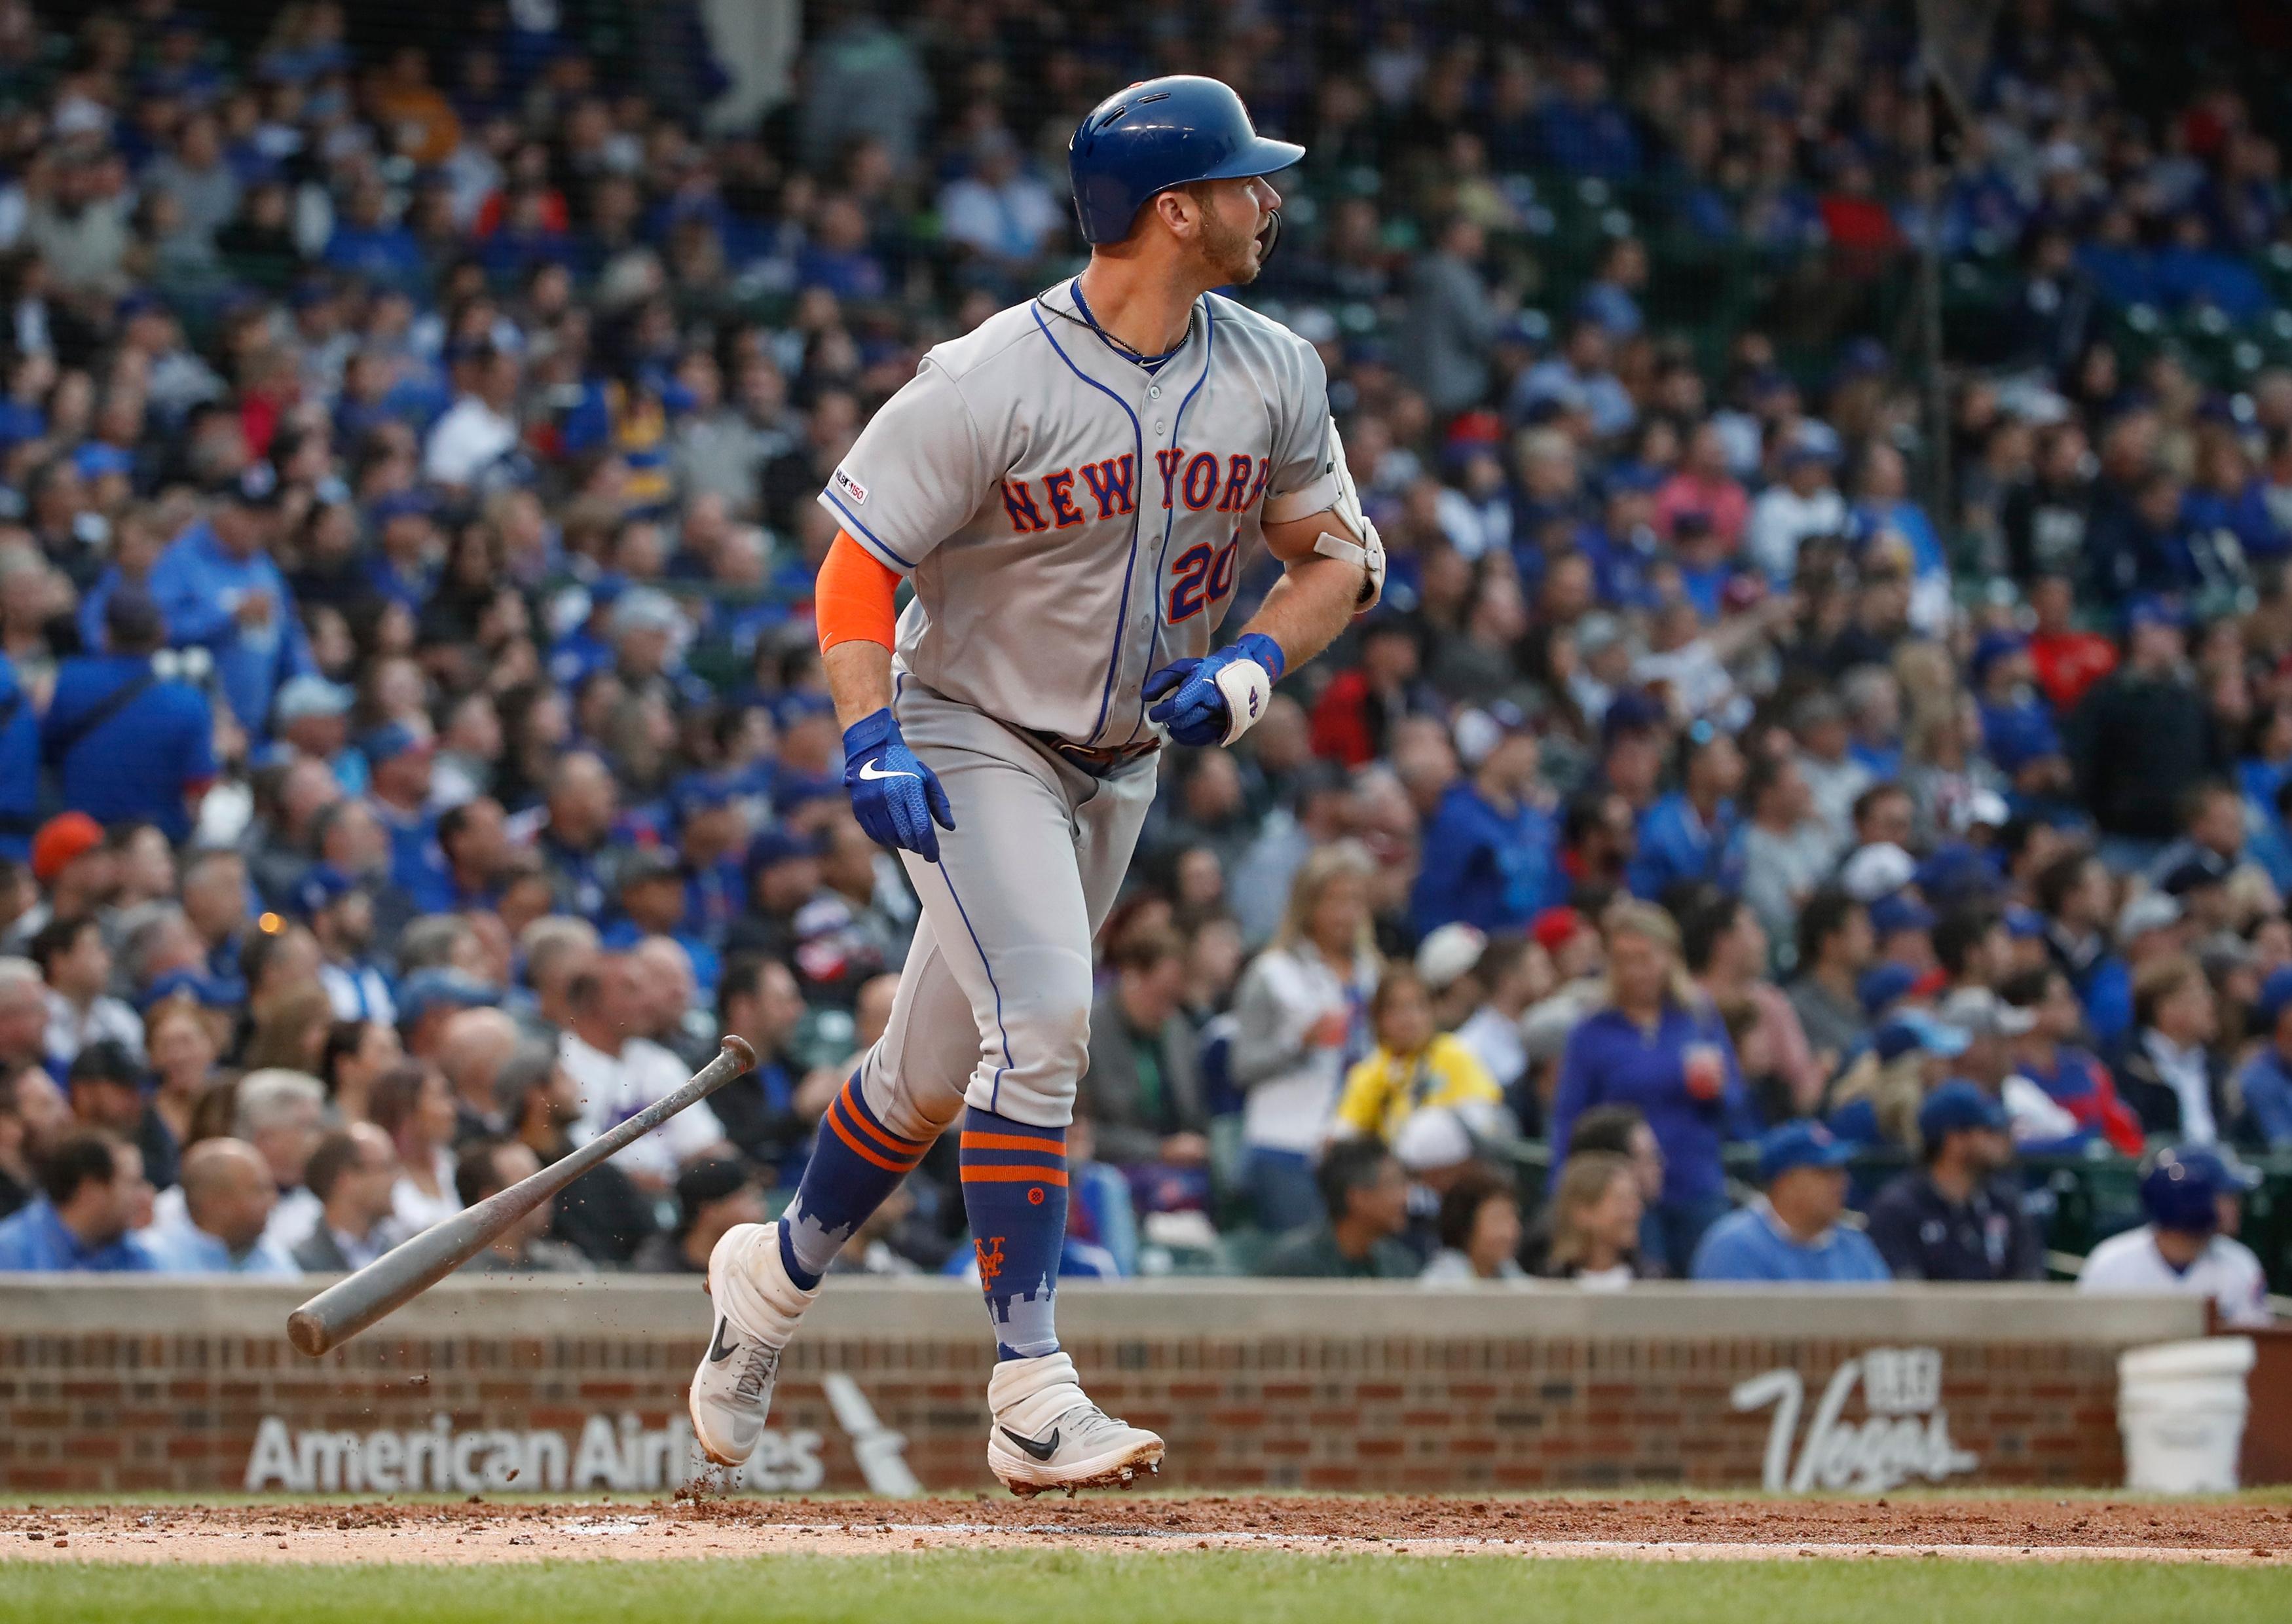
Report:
0,1280,2202,1494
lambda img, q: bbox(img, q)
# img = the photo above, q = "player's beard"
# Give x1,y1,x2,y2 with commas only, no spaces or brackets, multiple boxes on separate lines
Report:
1200,204,1276,286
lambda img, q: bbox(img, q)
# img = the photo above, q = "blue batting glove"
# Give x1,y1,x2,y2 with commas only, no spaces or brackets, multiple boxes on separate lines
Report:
1145,632,1285,747
842,708,955,864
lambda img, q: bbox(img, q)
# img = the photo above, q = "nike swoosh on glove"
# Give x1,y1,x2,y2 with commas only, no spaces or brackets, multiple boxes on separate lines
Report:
842,707,955,863
1143,632,1286,748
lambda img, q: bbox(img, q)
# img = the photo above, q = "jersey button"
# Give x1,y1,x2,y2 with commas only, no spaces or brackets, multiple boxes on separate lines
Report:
1153,420,1166,436
1148,385,1162,400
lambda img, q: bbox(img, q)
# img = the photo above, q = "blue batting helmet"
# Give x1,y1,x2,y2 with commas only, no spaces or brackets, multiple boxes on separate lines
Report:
1067,76,1305,246
2139,1144,2260,1234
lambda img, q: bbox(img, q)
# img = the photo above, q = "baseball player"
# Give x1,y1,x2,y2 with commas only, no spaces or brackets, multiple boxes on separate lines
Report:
689,75,1384,1495
2076,1145,2272,1327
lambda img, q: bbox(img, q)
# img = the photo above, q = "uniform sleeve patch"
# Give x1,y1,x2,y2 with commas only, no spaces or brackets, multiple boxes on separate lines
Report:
832,467,869,506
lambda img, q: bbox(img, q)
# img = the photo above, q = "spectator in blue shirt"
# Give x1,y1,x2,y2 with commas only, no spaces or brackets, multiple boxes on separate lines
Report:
321,174,428,293
1538,57,1642,177
1628,724,1745,900
147,464,316,737
360,723,441,900
1548,900,1760,1272
0,1129,155,1272
1849,442,1950,627
136,1137,301,1276
2235,966,2292,1150
1690,1121,1891,1283
1972,630,2070,802
1410,705,1559,938
41,587,217,843
0,651,36,862
602,850,723,1003
2153,212,2270,323
363,489,441,610
406,796,514,917
297,867,396,1027
1509,319,1637,441
794,195,889,301
1583,480,1667,612
669,777,752,949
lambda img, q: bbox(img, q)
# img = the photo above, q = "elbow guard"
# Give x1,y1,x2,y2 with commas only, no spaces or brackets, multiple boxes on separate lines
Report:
1310,414,1386,612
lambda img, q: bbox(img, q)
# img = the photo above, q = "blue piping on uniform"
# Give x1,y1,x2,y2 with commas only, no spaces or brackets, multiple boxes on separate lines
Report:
823,490,918,572
1030,304,1147,747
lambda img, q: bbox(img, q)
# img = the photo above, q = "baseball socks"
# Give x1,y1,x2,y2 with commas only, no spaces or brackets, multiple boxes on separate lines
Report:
779,1074,933,1288
957,1105,1069,1359
690,1075,928,1467
961,1105,1162,1494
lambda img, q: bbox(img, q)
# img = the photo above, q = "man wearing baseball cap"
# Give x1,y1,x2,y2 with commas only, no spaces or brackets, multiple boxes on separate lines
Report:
1864,1080,2042,1281
296,866,393,1027
1688,1121,1891,1283
360,722,438,895
2077,1145,2270,1328
4,814,115,955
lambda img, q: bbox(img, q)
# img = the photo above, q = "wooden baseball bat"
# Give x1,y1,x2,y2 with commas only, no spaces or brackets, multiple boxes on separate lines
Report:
286,1035,755,1357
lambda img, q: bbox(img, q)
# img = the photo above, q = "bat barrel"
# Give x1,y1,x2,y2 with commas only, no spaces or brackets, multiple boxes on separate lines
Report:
286,1035,754,1357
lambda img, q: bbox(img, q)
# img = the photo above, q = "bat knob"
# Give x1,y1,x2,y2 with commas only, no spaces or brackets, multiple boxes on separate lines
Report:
286,1308,333,1358
720,1034,757,1071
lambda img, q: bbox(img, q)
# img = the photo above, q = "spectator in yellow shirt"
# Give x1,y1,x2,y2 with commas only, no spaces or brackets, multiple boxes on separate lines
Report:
1335,967,1503,1143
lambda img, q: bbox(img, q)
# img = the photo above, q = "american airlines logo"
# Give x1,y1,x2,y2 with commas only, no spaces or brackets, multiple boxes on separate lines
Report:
242,1377,919,1497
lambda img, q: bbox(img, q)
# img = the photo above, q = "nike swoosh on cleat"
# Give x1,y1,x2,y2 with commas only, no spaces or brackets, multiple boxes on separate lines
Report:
857,760,919,782
999,1426,1060,1462
707,1318,739,1364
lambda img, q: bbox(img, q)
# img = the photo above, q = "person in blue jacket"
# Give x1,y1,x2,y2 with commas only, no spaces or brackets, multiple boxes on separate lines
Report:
1689,1120,1891,1283
41,588,217,843
146,463,316,738
1409,704,1559,938
1628,722,1745,900
1547,900,1760,1272
2234,965,2292,1150
0,650,37,862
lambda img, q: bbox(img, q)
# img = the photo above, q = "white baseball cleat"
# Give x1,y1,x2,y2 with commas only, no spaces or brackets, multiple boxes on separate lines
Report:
984,1350,1164,1497
688,1221,821,1468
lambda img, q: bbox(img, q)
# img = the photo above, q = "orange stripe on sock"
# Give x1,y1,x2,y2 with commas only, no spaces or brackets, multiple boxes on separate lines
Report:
957,1132,1068,1156
839,1083,927,1156
958,1165,1068,1187
826,1099,919,1173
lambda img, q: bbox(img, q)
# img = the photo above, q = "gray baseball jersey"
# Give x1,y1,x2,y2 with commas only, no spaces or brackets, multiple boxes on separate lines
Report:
817,278,1338,748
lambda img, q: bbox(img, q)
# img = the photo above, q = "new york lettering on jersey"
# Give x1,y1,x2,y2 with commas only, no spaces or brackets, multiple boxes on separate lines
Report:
817,279,1336,748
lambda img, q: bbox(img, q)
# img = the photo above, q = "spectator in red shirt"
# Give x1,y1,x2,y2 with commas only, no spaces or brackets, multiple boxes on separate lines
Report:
1309,616,1439,768
1819,158,1901,273
2027,571,2118,712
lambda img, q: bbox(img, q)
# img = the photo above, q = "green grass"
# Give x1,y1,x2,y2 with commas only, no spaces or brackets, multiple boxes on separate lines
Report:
7,1552,2290,1624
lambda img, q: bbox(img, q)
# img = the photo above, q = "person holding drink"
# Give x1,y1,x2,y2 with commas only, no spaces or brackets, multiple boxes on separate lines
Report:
1545,900,1760,1272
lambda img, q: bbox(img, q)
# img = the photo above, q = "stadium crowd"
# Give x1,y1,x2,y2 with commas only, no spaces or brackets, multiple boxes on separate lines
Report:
0,1,2285,1326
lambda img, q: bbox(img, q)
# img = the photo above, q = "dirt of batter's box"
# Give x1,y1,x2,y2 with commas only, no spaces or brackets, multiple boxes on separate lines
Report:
5,1495,2289,1564
667,1493,2289,1547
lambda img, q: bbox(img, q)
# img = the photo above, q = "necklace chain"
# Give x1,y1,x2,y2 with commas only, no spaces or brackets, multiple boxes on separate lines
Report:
1037,280,1195,369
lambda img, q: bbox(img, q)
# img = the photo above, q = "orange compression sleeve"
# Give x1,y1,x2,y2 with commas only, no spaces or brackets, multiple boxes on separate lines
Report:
815,530,901,652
